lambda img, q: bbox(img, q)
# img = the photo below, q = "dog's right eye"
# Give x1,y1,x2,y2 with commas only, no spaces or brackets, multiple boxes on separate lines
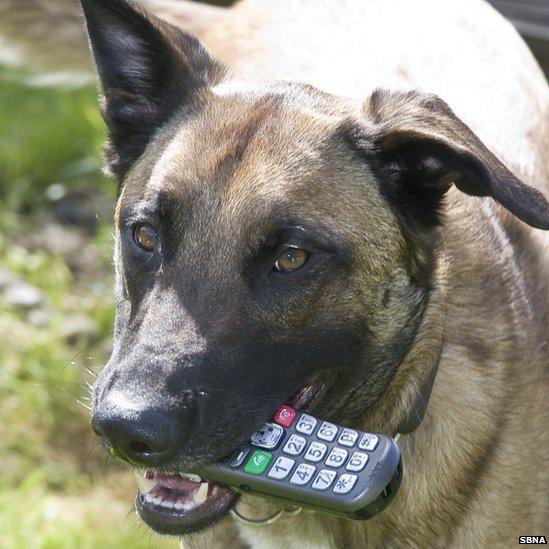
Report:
133,223,158,252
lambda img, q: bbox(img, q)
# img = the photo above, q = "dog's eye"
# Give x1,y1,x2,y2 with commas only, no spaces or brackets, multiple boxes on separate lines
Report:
274,247,310,273
133,223,158,252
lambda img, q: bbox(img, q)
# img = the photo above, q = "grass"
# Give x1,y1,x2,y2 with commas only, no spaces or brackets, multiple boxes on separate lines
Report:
0,68,177,548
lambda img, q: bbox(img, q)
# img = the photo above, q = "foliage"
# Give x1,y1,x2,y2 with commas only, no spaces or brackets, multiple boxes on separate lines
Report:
0,68,176,548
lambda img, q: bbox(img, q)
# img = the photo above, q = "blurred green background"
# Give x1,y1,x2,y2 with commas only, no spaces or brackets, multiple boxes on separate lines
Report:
0,67,177,548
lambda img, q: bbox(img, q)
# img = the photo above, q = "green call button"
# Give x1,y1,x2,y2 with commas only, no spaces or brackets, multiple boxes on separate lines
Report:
244,450,272,475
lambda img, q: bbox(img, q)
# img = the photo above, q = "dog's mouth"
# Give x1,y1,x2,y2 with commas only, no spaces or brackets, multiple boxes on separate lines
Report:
133,372,332,535
135,470,238,535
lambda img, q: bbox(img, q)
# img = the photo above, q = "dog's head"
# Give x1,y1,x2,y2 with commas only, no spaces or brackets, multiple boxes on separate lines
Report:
84,0,549,535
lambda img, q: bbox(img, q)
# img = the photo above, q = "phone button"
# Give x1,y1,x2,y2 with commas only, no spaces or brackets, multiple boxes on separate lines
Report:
274,405,296,427
244,450,273,475
267,456,295,480
290,463,316,485
317,421,338,442
250,423,284,450
311,469,337,491
283,434,307,456
358,434,379,451
338,428,358,447
295,414,317,435
333,474,358,494
304,441,328,462
346,451,369,472
229,447,250,468
325,447,348,468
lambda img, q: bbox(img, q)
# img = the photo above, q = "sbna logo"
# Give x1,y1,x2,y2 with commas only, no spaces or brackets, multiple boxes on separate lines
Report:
519,536,547,544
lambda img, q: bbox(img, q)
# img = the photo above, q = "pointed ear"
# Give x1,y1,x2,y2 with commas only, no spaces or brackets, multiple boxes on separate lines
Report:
80,0,224,180
348,90,549,230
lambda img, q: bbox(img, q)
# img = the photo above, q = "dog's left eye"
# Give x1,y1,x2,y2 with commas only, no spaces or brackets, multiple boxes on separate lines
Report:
274,247,310,273
133,223,158,252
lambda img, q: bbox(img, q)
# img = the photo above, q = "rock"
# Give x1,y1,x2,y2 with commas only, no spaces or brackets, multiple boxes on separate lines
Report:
0,268,18,290
27,308,50,327
60,314,99,343
28,222,85,256
50,188,114,234
65,243,105,278
4,282,43,309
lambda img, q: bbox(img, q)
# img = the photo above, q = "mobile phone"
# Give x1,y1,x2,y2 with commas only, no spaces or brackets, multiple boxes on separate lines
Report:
194,405,402,519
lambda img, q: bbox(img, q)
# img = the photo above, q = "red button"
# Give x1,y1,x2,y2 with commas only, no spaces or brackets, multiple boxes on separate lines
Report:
274,405,296,427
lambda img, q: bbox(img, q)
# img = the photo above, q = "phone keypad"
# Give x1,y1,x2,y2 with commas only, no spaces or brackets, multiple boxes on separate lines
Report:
283,434,307,455
304,441,328,462
244,450,272,475
233,406,386,497
268,456,295,479
295,414,317,435
251,423,284,450
317,421,338,442
230,447,250,468
358,434,379,451
338,428,359,447
346,451,369,472
325,447,348,468
290,463,316,485
274,405,296,428
333,474,358,494
311,469,337,490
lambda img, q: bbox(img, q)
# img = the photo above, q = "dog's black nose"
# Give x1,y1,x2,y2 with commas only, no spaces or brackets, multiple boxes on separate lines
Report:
91,399,181,466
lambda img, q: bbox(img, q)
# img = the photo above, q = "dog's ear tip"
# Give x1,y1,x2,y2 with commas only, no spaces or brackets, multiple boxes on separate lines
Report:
497,179,549,230
526,202,549,230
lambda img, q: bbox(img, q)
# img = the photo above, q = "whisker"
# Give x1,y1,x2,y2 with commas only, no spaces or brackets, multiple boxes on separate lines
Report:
59,386,92,411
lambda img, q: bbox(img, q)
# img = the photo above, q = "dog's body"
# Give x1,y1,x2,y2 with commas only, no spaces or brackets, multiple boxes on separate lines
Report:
196,6,549,547
2,0,548,547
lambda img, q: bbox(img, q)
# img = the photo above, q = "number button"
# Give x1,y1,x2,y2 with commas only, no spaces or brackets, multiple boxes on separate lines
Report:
290,463,316,486
333,474,358,494
295,414,317,435
317,421,338,442
283,434,307,456
346,451,369,472
325,447,348,468
304,441,327,462
244,450,272,475
250,423,284,450
358,434,379,451
268,456,295,480
338,428,358,447
311,469,337,490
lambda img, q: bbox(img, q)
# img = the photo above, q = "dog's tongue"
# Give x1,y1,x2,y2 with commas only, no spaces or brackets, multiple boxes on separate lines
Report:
137,470,210,505
152,473,201,492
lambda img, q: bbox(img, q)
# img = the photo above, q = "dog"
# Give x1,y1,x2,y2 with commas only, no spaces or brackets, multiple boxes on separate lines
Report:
2,0,548,546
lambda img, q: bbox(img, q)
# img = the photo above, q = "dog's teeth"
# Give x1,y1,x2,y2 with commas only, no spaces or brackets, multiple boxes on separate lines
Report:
174,502,185,510
143,493,155,504
178,472,202,483
160,499,175,509
193,482,209,504
134,471,156,494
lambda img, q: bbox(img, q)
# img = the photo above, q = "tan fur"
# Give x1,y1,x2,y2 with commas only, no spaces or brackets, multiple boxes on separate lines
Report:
120,79,547,547
170,2,547,547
